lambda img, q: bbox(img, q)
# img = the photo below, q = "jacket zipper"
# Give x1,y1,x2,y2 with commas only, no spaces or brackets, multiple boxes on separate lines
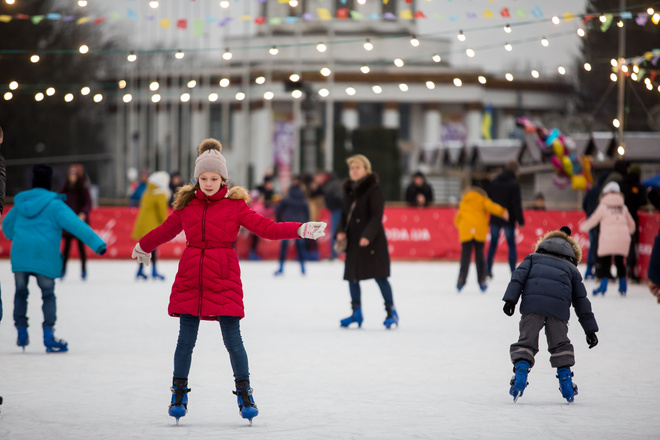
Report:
198,197,210,317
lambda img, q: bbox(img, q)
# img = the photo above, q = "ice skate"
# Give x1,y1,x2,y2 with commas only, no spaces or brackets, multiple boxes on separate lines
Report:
383,303,399,329
557,368,578,403
340,309,363,328
593,278,607,295
618,278,627,296
17,327,29,351
152,266,165,280
43,328,68,353
168,378,190,424
233,380,258,424
136,265,148,280
509,360,530,402
584,265,594,280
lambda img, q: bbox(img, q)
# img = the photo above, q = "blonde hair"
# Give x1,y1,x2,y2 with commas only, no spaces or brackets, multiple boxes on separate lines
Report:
172,180,251,210
346,154,372,174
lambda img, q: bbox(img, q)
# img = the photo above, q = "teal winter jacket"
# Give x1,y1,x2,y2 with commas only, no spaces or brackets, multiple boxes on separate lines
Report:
2,188,106,279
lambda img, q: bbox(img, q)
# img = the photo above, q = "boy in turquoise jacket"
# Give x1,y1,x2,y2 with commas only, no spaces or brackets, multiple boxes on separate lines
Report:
2,164,107,352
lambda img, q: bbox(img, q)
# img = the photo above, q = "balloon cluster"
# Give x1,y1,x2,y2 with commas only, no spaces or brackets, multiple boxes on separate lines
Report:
517,117,594,191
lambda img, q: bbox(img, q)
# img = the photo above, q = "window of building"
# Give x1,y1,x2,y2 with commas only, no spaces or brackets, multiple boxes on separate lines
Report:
358,102,382,127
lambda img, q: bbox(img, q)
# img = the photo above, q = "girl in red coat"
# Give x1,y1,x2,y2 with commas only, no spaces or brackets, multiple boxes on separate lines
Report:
131,139,326,424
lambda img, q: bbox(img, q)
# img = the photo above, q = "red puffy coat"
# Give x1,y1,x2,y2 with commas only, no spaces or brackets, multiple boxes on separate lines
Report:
139,187,301,320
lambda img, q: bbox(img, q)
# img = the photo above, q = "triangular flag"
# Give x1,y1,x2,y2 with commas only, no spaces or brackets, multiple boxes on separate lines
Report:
620,12,632,19
77,17,91,24
600,13,613,31
483,9,494,18
94,17,106,24
46,13,61,20
219,17,232,27
269,17,282,24
383,12,396,20
531,6,543,18
176,19,187,29
400,9,413,20
193,18,204,36
254,16,266,25
284,16,298,23
108,12,122,20
15,13,30,19
0,15,12,23
318,8,332,20
449,15,460,21
240,15,251,21
466,12,477,19
500,8,510,18
337,8,348,19
635,13,648,26
159,18,171,29
563,12,576,22
127,8,138,20
369,12,380,20
302,12,314,20
414,10,427,18
515,8,526,18
31,15,45,24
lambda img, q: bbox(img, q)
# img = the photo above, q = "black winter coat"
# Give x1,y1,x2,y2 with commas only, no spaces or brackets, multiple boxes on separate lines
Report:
338,173,390,281
276,185,310,223
487,169,524,228
503,236,598,335
405,182,434,207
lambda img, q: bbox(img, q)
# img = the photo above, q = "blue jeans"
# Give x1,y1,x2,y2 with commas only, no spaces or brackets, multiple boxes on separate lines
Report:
349,278,394,305
279,239,307,264
486,225,517,274
13,272,57,328
173,314,249,382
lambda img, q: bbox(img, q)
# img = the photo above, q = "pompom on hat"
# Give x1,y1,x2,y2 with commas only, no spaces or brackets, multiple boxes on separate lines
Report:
193,138,228,180
602,181,620,195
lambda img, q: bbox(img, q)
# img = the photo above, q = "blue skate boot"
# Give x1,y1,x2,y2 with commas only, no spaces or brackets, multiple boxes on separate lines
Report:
43,328,68,353
618,277,627,296
168,378,190,424
383,303,399,329
557,368,578,402
136,265,148,280
340,302,363,328
593,278,608,295
584,265,594,280
233,380,258,424
17,327,29,351
152,266,165,281
509,360,530,402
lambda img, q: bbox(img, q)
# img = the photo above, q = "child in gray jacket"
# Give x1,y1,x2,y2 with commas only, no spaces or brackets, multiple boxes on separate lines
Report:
502,226,599,403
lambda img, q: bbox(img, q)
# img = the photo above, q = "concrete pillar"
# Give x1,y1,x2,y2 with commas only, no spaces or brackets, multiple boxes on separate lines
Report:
383,101,399,129
423,103,441,149
155,104,170,172
190,101,209,158
465,103,483,148
229,102,248,186
250,102,273,186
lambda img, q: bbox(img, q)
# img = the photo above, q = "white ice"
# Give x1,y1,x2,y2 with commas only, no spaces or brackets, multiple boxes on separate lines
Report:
1,259,659,440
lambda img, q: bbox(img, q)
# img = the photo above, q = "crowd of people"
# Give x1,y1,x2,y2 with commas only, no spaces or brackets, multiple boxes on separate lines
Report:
2,121,660,415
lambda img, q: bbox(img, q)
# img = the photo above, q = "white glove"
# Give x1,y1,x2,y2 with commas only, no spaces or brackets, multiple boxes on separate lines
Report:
131,243,152,267
298,222,327,240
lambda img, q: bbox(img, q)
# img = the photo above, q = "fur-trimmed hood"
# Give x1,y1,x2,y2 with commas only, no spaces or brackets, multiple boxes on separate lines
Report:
343,172,379,198
534,230,582,266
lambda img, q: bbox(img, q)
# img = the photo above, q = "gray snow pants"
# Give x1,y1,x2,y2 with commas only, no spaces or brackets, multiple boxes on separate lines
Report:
510,313,575,368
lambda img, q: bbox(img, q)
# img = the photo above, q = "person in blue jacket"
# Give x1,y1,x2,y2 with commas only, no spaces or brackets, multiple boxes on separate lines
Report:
274,176,310,276
502,226,599,403
2,164,107,352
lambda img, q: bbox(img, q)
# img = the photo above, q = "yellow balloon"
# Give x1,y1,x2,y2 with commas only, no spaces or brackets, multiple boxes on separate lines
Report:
572,175,587,191
553,140,564,159
562,156,573,176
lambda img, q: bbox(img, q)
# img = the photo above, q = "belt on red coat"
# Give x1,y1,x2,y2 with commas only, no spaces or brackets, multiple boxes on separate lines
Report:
186,241,235,249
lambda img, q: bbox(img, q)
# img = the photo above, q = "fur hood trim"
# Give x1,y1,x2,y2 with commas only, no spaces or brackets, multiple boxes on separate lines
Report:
342,172,379,198
227,185,251,203
535,230,582,265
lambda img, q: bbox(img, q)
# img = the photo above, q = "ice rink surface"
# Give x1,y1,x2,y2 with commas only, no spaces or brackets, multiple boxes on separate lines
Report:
1,259,659,440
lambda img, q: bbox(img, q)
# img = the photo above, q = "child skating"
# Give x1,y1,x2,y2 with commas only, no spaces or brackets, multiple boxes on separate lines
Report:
131,139,326,424
502,226,599,403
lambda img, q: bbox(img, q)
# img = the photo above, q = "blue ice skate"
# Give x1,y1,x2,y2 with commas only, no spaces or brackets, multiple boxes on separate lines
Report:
340,309,363,328
233,381,258,424
383,309,399,329
43,328,68,353
17,327,29,351
136,265,148,280
557,368,578,403
509,360,530,402
618,277,627,296
168,378,190,424
584,265,595,280
593,278,607,295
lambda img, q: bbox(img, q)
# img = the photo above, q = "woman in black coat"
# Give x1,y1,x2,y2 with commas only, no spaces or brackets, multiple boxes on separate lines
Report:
60,164,93,280
335,154,398,329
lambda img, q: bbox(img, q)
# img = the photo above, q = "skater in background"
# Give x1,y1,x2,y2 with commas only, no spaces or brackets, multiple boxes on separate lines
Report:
579,181,635,296
646,187,660,303
128,168,150,207
131,139,326,424
274,176,310,276
486,160,525,278
248,175,277,260
59,164,93,280
582,171,610,280
503,226,598,403
0,125,6,323
169,171,182,205
130,171,171,280
620,163,647,283
318,170,344,260
454,180,508,292
336,154,399,329
3,164,106,352
404,171,434,207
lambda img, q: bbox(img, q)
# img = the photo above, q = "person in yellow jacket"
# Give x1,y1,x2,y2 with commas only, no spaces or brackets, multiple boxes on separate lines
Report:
454,184,508,292
131,171,171,280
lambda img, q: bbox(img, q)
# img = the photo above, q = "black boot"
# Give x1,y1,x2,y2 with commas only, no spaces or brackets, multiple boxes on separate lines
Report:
383,302,399,329
233,380,258,423
168,378,191,423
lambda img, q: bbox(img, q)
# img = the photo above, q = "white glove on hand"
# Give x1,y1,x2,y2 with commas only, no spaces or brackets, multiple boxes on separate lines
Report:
131,243,152,267
298,222,327,240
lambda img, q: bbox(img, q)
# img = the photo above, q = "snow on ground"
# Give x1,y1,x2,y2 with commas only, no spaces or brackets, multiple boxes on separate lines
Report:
1,259,659,440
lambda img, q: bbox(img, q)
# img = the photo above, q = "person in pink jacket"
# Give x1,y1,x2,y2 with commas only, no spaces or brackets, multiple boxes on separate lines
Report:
131,139,326,425
579,181,635,295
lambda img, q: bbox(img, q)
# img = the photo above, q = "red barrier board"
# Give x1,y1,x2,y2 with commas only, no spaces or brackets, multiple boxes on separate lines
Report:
0,206,658,280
